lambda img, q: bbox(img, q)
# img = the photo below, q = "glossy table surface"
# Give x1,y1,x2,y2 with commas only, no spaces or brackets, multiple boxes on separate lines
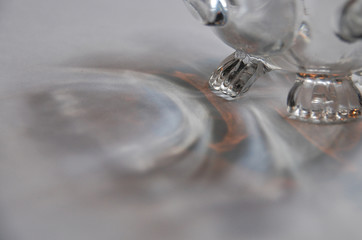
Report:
1,1,362,239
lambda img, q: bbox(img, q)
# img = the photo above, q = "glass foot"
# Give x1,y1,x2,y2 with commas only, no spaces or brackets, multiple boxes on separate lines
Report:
287,73,362,123
209,51,267,98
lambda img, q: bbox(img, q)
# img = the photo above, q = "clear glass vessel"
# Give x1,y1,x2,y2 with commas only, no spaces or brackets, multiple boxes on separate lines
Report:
184,0,362,123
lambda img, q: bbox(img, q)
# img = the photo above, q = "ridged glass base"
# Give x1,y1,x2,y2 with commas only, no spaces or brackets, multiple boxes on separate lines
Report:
287,73,362,123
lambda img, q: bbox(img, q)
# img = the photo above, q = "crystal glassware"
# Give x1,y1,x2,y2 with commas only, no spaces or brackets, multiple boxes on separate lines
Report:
183,0,362,123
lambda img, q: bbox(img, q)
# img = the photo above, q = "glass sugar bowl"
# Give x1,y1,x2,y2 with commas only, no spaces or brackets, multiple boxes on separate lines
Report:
184,0,362,123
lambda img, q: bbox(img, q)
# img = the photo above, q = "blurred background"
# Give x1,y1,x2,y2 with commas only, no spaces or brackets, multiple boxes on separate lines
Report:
1,1,362,239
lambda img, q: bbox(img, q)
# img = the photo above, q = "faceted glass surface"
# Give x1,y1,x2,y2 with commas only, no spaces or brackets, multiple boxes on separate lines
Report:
187,0,362,73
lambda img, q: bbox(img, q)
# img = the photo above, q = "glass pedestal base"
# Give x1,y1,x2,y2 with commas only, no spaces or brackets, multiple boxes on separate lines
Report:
287,73,362,123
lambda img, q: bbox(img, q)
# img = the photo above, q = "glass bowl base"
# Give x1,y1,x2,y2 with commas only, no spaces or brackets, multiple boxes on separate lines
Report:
287,73,362,123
